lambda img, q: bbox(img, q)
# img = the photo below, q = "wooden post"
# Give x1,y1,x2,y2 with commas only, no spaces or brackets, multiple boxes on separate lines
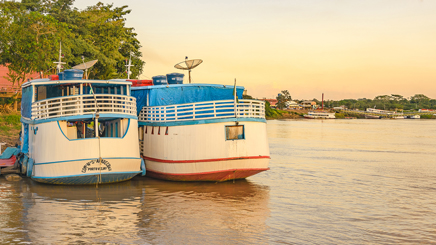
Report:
0,142,6,154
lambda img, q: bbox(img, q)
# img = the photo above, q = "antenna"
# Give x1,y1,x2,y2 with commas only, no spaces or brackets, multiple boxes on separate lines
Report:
72,59,98,79
174,57,203,83
53,42,66,74
125,53,133,79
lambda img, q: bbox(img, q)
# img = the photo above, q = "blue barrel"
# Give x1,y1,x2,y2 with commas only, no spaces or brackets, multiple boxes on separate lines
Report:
152,75,167,85
166,73,184,84
63,69,84,80
58,72,64,80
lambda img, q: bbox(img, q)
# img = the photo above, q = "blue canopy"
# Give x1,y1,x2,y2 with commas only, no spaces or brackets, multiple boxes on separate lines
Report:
131,84,244,115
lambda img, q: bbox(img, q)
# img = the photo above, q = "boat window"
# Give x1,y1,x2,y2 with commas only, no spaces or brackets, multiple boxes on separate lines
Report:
225,125,244,140
58,118,129,140
82,85,126,95
35,85,80,101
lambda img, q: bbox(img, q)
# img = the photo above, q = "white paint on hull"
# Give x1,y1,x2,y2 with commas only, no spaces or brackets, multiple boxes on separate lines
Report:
141,121,270,176
28,119,141,179
34,158,141,178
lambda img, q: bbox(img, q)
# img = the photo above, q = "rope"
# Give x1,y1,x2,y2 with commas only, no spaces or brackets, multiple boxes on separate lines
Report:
88,83,103,187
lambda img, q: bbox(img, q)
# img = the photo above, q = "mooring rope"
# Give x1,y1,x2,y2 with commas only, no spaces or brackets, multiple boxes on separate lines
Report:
89,83,103,187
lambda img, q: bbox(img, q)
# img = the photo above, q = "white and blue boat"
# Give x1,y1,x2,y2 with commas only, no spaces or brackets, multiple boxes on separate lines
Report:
131,75,270,182
19,69,145,184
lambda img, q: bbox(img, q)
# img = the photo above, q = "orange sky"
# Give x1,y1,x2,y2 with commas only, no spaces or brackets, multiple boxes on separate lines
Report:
75,0,436,100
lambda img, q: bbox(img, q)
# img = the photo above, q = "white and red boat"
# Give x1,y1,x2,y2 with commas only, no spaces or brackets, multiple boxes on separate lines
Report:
132,82,270,182
303,111,336,119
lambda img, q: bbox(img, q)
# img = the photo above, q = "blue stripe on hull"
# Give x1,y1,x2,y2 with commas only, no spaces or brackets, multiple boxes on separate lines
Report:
32,172,140,185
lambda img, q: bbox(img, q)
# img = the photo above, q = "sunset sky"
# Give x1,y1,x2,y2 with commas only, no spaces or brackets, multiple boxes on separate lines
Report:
74,0,436,100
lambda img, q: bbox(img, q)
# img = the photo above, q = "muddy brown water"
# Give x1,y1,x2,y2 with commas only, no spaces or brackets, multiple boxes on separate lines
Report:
1,119,435,244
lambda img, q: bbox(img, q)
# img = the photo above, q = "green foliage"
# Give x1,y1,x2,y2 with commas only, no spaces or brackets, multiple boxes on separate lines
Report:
264,101,293,119
243,94,254,99
420,114,435,119
5,114,20,125
63,2,145,79
335,113,345,119
1,2,71,86
0,0,144,84
0,112,21,135
325,94,436,111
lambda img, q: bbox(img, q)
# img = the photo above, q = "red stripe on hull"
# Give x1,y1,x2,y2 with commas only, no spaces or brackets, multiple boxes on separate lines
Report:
145,168,269,182
142,155,270,163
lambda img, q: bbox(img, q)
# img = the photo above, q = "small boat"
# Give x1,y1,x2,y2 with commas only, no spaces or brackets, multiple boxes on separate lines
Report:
406,115,420,119
131,78,270,182
303,111,336,119
19,69,144,185
365,115,381,119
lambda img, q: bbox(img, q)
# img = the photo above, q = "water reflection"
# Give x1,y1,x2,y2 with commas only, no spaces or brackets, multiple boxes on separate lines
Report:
24,180,143,244
0,180,27,244
0,176,270,244
137,177,270,244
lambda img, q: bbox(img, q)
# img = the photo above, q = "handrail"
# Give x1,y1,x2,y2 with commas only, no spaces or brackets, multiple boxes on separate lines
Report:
139,99,265,122
31,94,136,120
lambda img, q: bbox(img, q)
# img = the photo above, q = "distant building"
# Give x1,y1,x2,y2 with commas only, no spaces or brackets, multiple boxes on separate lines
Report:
419,109,435,112
301,100,317,109
333,105,346,110
261,99,278,108
286,100,301,109
366,108,402,115
0,65,40,93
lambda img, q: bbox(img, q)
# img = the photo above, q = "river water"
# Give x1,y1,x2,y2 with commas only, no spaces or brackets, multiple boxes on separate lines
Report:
1,119,435,244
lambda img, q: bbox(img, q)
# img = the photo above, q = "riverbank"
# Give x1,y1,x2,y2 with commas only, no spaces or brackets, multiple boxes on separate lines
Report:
265,109,302,120
265,108,436,120
0,112,21,148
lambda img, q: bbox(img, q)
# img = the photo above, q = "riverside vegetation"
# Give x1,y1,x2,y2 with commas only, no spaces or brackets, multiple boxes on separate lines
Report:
0,105,21,148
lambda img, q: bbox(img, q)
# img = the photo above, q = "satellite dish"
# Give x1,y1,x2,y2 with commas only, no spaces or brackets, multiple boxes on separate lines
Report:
174,57,203,83
72,59,98,70
72,59,98,80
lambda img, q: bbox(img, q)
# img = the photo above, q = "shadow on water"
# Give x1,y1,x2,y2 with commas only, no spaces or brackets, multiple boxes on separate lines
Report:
0,176,270,244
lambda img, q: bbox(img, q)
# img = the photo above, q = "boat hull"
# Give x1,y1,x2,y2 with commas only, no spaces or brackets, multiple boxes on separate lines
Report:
365,115,381,119
32,158,142,185
303,112,336,119
32,172,139,185
141,120,270,182
303,115,335,119
26,120,142,185
143,156,270,182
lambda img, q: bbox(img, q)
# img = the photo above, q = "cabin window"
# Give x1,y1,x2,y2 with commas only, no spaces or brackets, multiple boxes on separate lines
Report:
58,119,129,140
225,125,244,140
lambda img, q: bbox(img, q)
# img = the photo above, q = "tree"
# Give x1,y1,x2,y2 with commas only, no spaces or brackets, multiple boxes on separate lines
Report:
276,90,292,109
66,3,144,79
391,94,403,101
410,94,430,104
0,2,70,87
0,0,145,85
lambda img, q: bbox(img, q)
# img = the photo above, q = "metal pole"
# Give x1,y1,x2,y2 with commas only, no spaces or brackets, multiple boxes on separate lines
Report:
189,70,192,83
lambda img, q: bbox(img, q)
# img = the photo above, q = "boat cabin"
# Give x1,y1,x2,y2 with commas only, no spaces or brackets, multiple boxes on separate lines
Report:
21,70,137,140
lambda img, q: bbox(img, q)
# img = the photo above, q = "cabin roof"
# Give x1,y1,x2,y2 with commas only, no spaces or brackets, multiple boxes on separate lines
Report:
131,83,244,91
22,79,133,88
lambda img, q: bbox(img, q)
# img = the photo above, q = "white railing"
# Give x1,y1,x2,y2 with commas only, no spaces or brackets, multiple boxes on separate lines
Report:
31,94,137,120
138,99,265,122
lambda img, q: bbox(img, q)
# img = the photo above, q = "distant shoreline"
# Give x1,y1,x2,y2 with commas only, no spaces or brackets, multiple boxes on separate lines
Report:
266,109,436,120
